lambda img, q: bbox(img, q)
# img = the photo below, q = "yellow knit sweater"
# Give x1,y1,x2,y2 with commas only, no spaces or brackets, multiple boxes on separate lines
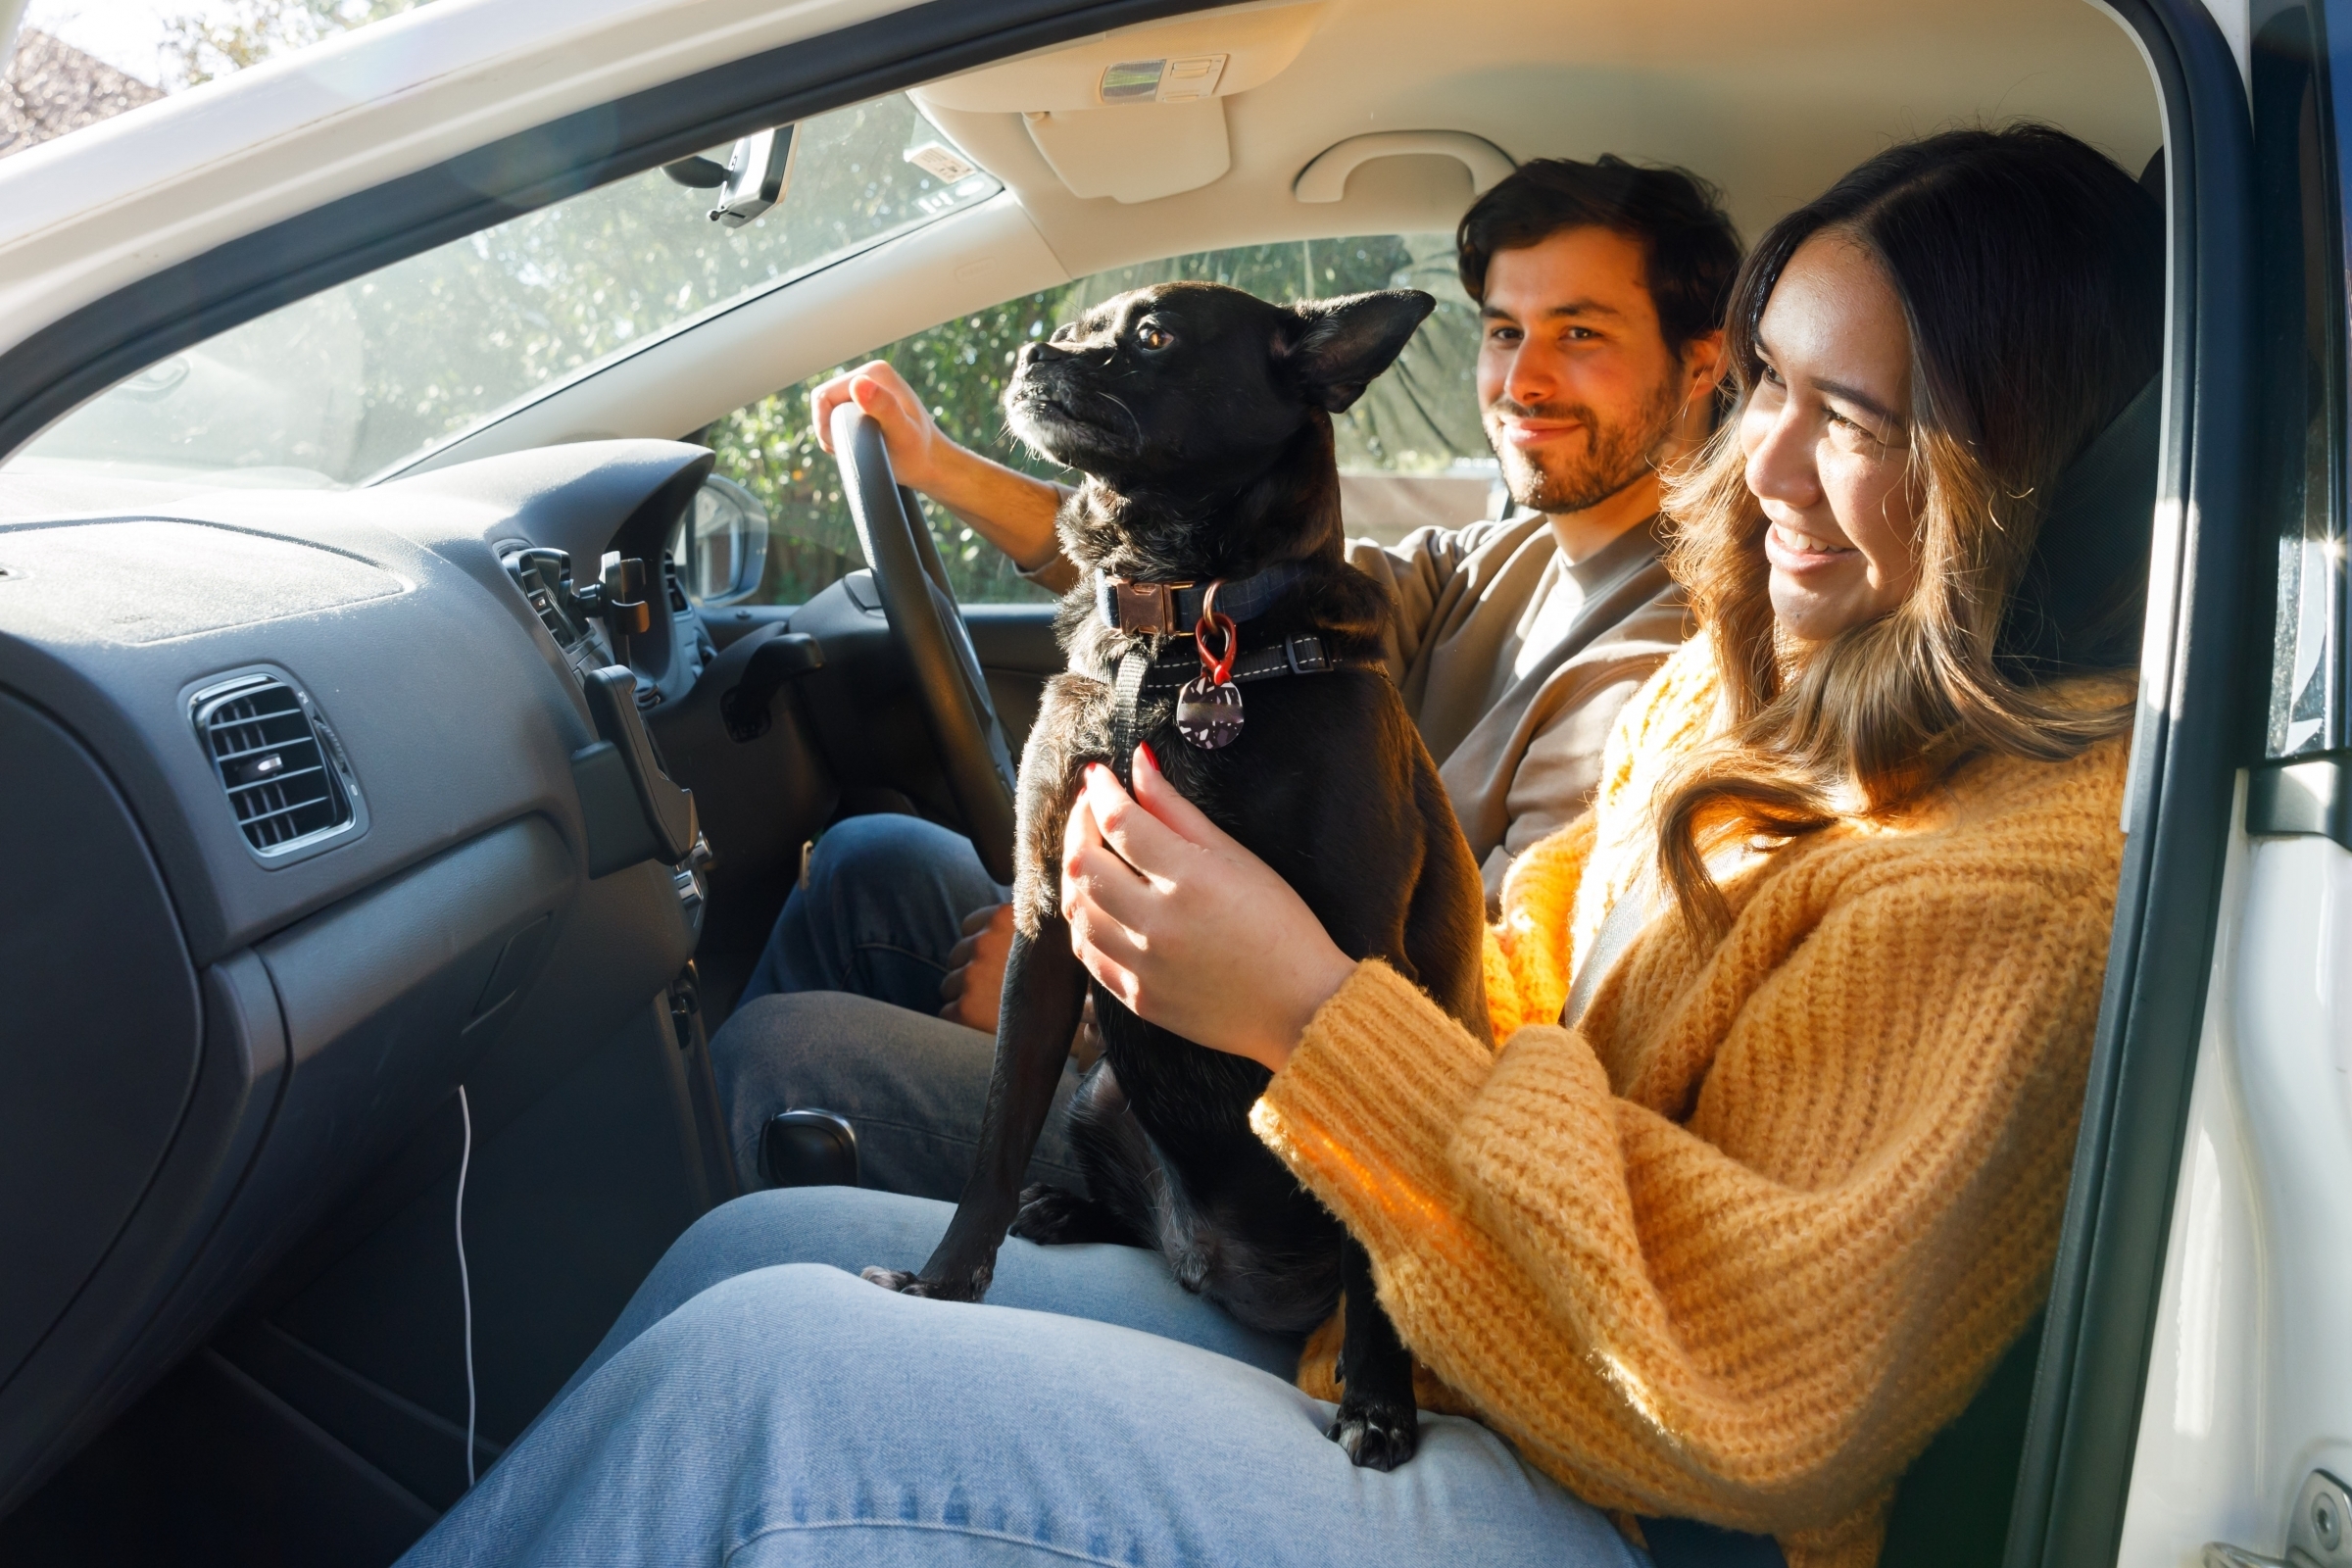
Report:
1252,637,2128,1568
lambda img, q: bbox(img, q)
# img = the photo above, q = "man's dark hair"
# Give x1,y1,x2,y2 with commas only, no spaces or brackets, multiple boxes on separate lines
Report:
1457,155,1743,358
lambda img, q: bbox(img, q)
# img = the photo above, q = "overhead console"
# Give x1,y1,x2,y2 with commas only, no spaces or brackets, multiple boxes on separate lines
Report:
0,438,722,1512
910,1,1330,203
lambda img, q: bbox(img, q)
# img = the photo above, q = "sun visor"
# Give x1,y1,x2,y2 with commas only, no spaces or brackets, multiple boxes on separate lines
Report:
910,0,1328,204
1020,100,1231,204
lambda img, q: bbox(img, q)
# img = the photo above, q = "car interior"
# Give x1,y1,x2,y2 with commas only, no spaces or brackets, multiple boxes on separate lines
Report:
0,0,2211,1561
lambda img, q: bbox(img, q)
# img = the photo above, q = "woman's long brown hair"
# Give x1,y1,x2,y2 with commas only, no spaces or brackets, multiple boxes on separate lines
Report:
1654,125,2164,939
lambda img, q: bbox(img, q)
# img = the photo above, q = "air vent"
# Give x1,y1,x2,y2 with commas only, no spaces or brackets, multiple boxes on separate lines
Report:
193,675,356,856
664,558,690,613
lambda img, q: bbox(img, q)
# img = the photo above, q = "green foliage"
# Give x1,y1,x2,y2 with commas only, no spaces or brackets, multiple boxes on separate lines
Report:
30,95,993,487
320,96,968,477
702,290,1073,607
705,233,1490,607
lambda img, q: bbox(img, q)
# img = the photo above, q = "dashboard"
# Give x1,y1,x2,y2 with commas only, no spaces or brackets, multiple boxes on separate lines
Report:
0,438,734,1513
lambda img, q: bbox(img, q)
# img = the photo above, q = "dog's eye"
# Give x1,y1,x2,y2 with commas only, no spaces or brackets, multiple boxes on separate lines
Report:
1135,323,1174,352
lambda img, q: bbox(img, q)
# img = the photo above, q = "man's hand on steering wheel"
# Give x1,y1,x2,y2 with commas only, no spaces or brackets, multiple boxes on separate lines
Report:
809,362,954,493
810,362,1065,573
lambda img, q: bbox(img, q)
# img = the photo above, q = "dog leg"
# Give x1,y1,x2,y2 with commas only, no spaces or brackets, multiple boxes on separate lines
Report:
1010,1058,1152,1248
1327,1236,1420,1470
863,921,1086,1300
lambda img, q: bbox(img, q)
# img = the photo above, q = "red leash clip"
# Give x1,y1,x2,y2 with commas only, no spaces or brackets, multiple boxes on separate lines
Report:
1175,580,1248,753
1195,581,1238,685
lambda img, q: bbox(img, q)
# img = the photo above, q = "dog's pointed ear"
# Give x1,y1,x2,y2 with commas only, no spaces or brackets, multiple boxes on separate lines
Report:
1282,290,1437,413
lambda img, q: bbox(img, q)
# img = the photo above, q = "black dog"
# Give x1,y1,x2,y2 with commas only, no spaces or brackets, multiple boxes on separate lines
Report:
863,281,1490,1469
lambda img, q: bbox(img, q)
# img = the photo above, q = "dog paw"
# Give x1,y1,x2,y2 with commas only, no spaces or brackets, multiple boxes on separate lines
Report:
1008,1184,1150,1248
1009,1184,1091,1244
1326,1397,1420,1471
857,1265,984,1301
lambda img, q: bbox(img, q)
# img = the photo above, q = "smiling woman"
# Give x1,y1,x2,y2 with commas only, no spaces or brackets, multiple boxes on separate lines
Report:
1656,124,2163,936
1744,234,1920,640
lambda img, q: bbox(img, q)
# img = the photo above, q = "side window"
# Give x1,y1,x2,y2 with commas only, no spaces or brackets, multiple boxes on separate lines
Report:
2255,7,2349,757
705,233,1492,605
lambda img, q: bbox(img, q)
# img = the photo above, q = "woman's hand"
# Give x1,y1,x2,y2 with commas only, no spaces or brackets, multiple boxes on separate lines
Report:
1060,747,1356,1072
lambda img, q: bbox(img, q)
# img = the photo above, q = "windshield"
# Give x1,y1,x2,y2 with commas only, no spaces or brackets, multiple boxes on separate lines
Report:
10,92,997,489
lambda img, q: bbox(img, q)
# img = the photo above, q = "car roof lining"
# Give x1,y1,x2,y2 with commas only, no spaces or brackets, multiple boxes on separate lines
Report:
918,0,2161,276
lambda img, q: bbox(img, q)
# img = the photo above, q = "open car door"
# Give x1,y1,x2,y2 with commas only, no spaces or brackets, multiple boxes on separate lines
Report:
2108,2,2352,1565
0,1,2317,1563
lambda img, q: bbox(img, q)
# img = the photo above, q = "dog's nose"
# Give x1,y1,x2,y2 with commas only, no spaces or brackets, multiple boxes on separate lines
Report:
1019,339,1072,368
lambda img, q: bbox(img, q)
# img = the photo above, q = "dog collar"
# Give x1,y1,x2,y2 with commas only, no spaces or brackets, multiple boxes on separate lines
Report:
1104,633,1384,788
1095,560,1307,635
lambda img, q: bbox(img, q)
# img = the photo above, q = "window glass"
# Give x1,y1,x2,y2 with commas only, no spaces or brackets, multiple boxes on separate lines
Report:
11,93,998,488
2255,9,2349,756
708,233,1494,606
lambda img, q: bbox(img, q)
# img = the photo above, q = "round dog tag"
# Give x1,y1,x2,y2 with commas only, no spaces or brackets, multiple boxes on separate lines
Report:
1175,676,1244,749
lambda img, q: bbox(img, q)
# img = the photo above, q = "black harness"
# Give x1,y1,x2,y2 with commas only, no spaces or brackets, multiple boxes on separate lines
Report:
1097,563,1381,788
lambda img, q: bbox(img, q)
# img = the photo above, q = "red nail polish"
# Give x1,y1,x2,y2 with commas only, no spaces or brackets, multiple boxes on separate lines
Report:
1140,742,1159,772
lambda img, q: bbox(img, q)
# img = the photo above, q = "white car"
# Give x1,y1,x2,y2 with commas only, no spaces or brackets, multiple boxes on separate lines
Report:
0,1,2327,1564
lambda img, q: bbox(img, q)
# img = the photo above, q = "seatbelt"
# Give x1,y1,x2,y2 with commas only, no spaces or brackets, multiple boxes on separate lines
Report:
1561,867,1655,1027
1488,527,1680,719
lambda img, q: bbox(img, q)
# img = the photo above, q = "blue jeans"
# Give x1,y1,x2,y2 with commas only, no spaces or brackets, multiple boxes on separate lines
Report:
740,813,1006,1012
711,990,1087,1205
687,830,1776,1567
397,1188,1648,1568
715,813,1076,1198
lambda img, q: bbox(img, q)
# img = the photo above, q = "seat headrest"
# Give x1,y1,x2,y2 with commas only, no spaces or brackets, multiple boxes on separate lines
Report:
2002,374,2161,674
2042,374,2160,547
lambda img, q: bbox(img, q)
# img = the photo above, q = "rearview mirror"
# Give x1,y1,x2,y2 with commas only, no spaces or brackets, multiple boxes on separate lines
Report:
671,474,771,605
662,126,797,225
708,125,796,227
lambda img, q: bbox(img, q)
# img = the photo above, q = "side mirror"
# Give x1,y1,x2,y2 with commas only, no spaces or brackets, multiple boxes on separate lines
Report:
671,474,771,606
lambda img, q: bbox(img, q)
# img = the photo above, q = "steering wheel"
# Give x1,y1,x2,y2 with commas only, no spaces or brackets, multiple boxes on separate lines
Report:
829,404,1020,884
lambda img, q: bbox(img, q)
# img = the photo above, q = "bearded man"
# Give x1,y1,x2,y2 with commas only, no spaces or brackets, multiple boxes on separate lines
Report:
712,158,1741,1197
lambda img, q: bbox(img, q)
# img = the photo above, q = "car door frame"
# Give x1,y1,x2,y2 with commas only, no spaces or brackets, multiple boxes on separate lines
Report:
1999,1,2261,1564
0,0,2272,1561
2108,0,2352,1561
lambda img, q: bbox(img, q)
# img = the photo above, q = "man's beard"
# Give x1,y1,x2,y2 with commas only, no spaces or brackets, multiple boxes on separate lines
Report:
1485,371,1685,515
